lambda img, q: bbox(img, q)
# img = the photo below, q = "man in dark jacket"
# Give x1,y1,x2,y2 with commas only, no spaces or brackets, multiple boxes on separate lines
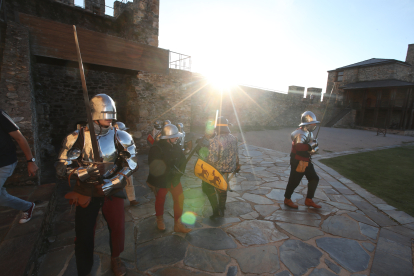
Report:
0,109,38,223
147,124,191,233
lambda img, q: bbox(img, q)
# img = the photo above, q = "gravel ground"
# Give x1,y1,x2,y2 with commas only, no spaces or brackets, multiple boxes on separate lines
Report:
234,127,414,155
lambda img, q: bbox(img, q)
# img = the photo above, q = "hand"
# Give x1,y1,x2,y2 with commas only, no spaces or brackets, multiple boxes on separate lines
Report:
78,164,100,181
28,162,39,176
309,139,318,149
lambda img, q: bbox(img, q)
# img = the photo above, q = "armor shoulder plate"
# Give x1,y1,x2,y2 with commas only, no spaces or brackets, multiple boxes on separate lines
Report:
116,129,138,170
291,128,309,144
116,129,134,148
57,130,80,160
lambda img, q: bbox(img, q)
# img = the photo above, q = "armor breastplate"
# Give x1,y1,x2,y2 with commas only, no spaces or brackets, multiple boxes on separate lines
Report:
97,128,118,162
81,127,118,176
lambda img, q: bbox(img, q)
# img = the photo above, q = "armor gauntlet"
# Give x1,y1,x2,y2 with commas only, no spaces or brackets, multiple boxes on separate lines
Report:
101,167,134,196
309,138,319,154
73,165,100,181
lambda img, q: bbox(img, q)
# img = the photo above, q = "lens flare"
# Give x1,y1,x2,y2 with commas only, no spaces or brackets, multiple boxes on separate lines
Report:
181,211,197,225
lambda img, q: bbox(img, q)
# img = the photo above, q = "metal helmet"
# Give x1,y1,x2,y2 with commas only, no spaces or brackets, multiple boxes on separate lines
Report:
90,94,117,120
177,123,184,132
163,120,171,126
299,111,320,126
216,116,231,133
114,121,128,131
154,120,162,130
159,124,182,139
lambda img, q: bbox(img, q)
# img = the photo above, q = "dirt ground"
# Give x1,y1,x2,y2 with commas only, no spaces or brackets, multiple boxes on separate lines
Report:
235,127,414,155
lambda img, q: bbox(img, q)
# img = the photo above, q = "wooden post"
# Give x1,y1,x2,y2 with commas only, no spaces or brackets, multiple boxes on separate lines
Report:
360,90,367,126
403,88,413,129
373,90,381,127
387,89,396,127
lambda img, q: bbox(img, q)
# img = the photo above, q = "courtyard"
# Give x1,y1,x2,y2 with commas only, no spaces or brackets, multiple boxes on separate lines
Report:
30,127,414,276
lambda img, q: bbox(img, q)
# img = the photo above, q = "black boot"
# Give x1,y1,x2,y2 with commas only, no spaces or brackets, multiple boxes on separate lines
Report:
207,193,220,219
203,181,220,219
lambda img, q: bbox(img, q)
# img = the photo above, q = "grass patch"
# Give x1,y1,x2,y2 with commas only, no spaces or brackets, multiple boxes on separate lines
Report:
319,145,414,217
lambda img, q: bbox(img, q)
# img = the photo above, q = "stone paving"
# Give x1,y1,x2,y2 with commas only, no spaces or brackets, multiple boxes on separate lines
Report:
37,145,414,276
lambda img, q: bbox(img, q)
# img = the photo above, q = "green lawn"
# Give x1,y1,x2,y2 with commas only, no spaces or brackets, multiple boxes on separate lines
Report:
319,145,414,217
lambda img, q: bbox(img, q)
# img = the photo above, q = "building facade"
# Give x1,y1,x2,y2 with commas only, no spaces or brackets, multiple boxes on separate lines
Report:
325,44,414,130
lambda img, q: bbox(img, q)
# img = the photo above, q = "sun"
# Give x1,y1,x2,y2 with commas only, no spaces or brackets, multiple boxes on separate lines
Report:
204,71,237,91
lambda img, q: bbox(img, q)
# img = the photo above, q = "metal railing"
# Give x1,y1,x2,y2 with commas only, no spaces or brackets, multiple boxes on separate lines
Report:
169,51,191,71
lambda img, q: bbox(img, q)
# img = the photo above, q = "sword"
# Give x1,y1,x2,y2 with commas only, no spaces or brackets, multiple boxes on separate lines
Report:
73,25,100,163
173,165,198,180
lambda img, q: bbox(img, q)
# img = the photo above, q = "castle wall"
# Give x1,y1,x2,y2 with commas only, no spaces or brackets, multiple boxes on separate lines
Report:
6,0,158,46
190,81,338,131
32,58,192,183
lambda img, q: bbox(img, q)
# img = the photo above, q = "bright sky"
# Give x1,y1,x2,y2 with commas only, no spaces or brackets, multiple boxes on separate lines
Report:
75,0,414,95
158,0,414,95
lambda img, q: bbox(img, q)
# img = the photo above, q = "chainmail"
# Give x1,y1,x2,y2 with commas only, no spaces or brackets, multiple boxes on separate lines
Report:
93,122,112,136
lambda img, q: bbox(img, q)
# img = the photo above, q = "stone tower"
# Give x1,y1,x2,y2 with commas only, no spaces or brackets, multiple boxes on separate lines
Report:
405,44,414,82
114,0,159,47
84,0,106,16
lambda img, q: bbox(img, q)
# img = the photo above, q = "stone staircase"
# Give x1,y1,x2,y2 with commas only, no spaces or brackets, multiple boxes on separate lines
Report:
324,108,352,127
0,183,57,276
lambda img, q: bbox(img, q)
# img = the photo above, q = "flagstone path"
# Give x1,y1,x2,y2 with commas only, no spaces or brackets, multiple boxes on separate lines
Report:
37,144,414,276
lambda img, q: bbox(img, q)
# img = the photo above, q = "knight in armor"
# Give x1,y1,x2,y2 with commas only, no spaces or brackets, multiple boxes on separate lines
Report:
152,120,162,143
206,117,239,218
284,111,321,209
56,94,138,276
177,123,185,150
146,124,192,233
153,119,171,143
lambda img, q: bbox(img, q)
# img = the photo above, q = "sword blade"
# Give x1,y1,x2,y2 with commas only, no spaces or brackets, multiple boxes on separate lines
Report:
73,25,100,162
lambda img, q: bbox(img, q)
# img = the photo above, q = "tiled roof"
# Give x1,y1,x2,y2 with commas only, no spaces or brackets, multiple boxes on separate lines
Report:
340,79,414,90
331,58,410,71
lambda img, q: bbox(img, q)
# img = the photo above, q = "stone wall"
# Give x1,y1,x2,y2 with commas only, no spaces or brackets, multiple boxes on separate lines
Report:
113,0,159,47
127,69,192,151
33,59,133,183
0,22,39,186
357,63,411,82
6,0,158,46
190,80,338,130
32,59,192,182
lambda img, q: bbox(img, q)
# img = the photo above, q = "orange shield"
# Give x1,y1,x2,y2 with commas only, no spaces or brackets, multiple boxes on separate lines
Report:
194,159,227,190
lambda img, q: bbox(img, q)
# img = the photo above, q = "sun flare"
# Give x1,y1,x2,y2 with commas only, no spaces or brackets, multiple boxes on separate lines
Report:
205,72,237,91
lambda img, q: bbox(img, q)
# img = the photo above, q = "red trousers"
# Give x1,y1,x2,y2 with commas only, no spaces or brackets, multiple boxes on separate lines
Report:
75,196,125,276
155,183,184,221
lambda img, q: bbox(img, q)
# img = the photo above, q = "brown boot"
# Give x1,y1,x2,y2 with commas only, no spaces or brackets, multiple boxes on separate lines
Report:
111,257,126,276
156,215,165,230
305,198,322,208
284,198,298,209
174,220,192,233
129,200,139,206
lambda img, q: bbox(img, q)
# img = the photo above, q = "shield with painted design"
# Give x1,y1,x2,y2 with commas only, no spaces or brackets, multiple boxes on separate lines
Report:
194,159,227,191
147,134,155,145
